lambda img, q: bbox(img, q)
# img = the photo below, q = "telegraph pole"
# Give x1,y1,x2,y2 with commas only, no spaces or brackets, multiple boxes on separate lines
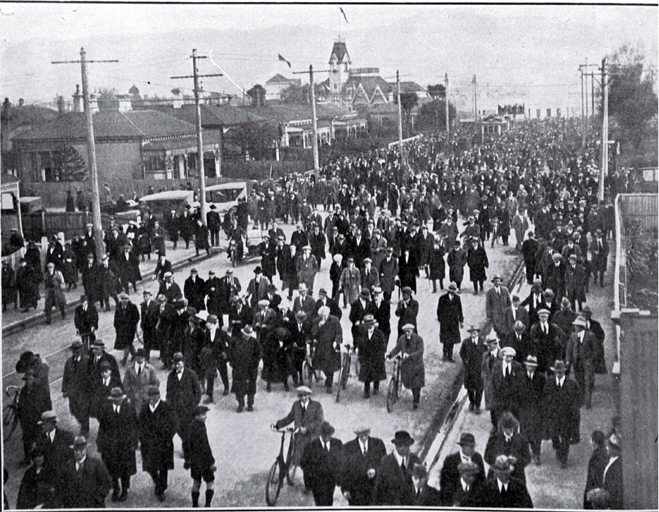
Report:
52,48,118,262
600,57,608,204
591,72,595,116
580,65,586,149
397,70,404,182
472,75,478,120
445,73,450,136
171,49,223,225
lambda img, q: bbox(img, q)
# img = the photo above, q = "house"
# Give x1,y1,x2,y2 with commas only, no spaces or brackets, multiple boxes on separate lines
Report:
12,109,222,190
265,74,302,101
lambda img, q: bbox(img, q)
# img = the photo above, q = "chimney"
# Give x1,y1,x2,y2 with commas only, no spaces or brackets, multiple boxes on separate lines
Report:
18,98,24,107
57,95,65,114
73,85,83,112
1,98,11,153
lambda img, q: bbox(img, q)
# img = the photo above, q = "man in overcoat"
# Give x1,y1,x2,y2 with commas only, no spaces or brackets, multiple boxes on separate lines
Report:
388,324,425,410
486,275,512,338
122,348,159,416
517,355,546,464
139,386,176,502
395,286,419,337
246,266,270,310
341,425,387,506
354,315,387,398
74,294,99,347
54,436,112,508
436,282,464,361
296,245,319,294
565,316,598,408
96,387,138,502
564,253,587,312
467,237,489,294
484,412,530,484
589,228,609,287
460,326,485,412
472,455,533,508
184,268,206,313
312,305,343,393
378,247,399,304
200,315,231,401
300,421,344,506
228,325,260,412
543,360,581,468
372,431,421,505
166,352,201,464
62,340,91,436
491,346,524,422
439,432,486,504
140,290,158,362
114,292,140,366
37,411,75,484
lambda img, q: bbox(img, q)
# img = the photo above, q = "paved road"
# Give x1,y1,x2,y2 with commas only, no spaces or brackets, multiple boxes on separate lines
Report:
3,218,524,508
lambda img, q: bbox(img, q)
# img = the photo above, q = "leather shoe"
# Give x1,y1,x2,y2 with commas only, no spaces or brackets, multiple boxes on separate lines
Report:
112,490,120,502
247,405,254,412
157,492,166,502
363,391,370,399
222,389,230,396
413,403,419,410
237,405,243,413
119,490,128,502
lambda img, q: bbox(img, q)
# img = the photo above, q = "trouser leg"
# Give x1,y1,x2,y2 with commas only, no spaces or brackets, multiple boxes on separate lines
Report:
325,371,334,389
584,367,594,408
412,387,421,404
217,360,229,390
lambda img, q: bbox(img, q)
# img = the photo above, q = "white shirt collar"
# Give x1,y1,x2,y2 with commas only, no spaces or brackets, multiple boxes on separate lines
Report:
149,400,160,412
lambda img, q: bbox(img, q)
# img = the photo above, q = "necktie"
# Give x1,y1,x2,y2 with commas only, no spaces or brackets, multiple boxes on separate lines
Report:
401,461,406,473
137,365,142,376
505,366,510,379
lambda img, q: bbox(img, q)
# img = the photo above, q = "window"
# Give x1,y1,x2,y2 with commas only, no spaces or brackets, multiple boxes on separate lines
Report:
144,155,165,172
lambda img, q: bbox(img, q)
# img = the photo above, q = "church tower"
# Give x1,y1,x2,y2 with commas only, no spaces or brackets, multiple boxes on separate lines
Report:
328,38,351,104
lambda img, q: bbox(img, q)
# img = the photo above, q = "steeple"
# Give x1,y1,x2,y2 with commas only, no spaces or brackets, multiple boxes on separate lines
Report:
328,37,351,104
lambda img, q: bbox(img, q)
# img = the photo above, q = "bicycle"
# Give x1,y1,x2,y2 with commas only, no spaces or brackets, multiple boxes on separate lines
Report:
265,426,297,506
78,331,95,355
302,340,319,385
3,385,21,442
386,355,403,413
335,344,356,403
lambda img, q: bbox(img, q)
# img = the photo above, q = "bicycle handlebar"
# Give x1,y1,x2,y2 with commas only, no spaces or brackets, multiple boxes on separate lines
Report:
5,385,20,395
270,425,297,434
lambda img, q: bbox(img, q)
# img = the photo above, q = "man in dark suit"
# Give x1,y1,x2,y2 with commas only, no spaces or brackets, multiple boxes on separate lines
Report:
439,432,486,503
460,326,485,412
54,435,112,508
395,286,419,337
74,294,98,347
518,355,546,465
37,411,75,483
184,268,206,313
314,287,342,320
543,360,581,468
287,311,312,386
354,315,387,398
201,315,230,401
140,290,158,362
582,306,607,376
503,295,530,336
442,461,483,507
602,434,623,509
96,387,139,502
373,431,421,505
473,454,533,508
436,282,464,361
524,309,566,374
349,287,375,343
114,292,140,366
62,340,91,436
273,386,324,471
139,386,176,502
158,271,183,304
409,462,442,506
341,425,387,506
293,283,316,319
484,411,531,484
521,231,539,285
165,353,201,465
521,281,545,326
491,347,524,422
217,269,241,317
300,421,344,506
207,204,221,247
504,321,529,360
565,317,598,408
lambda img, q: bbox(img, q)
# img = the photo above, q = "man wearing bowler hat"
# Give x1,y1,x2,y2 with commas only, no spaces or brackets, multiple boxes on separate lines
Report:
96,387,138,502
122,348,159,416
166,353,201,464
62,340,91,436
54,435,112,508
439,432,486,503
341,425,387,506
37,411,75,482
543,360,581,468
300,421,344,506
373,431,421,505
437,282,464,362
473,454,533,508
187,405,216,507
246,266,270,310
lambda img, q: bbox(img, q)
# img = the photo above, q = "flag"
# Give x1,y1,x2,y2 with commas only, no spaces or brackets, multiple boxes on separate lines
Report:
340,7,349,23
278,54,291,68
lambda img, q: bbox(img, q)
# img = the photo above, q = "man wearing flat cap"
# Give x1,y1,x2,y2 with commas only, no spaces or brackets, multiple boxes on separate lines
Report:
373,431,421,505
184,268,206,313
378,246,399,304
341,425,387,505
439,432,486,504
54,435,112,508
293,282,316,319
443,460,482,506
525,308,565,374
565,316,598,408
300,421,344,506
96,387,138,502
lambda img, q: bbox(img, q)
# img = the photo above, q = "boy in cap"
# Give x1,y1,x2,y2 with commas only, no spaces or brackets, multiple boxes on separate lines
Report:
341,425,387,505
187,405,216,507
373,431,421,505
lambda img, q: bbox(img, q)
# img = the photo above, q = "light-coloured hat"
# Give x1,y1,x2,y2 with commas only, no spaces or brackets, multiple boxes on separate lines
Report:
402,323,415,332
492,454,514,473
318,306,330,316
353,425,370,434
297,386,312,395
163,271,173,278
572,317,587,328
501,346,516,357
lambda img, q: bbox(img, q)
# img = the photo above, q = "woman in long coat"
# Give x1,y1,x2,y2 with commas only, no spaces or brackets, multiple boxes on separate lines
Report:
62,243,78,290
355,317,387,394
467,237,489,294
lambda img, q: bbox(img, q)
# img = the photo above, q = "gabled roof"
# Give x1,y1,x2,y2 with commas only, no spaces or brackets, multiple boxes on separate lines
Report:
13,110,196,142
329,41,350,65
168,104,265,127
266,74,296,84
238,103,356,124
343,75,393,103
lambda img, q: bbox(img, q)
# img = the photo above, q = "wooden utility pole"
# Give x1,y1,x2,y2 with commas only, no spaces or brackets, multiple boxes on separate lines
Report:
472,75,478,120
52,48,118,262
171,49,223,225
600,57,608,204
445,73,450,136
580,65,586,149
397,70,404,183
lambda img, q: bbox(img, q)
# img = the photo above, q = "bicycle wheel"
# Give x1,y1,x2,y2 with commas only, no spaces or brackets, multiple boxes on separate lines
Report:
386,378,397,413
231,249,237,268
285,437,297,486
265,460,282,506
341,354,350,390
3,405,18,442
335,366,344,403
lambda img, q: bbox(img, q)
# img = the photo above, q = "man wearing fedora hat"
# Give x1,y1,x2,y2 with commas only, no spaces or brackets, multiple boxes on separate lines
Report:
166,353,201,463
114,292,140,366
355,315,387,398
36,411,75,483
199,315,230,401
228,325,260,412
436,282,464,362
96,387,138,502
564,253,587,312
518,354,546,465
589,228,609,287
62,340,92,436
460,326,485,412
314,287,342,320
543,360,581,468
74,294,99,347
447,239,467,291
439,432,486,504
122,348,159,416
91,359,122,418
184,268,206,313
373,431,421,505
485,411,531,484
473,454,533,508
246,266,271,310
602,433,623,508
565,316,598,408
138,386,177,502
350,287,375,341
16,369,52,465
300,421,344,506
54,435,112,508
486,275,512,339
341,425,387,505
293,282,316,318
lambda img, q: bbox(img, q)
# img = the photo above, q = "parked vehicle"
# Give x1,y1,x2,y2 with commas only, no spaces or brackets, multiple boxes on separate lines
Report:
139,190,196,222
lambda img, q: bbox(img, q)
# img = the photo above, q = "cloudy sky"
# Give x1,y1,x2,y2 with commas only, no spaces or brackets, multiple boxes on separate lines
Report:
1,3,657,111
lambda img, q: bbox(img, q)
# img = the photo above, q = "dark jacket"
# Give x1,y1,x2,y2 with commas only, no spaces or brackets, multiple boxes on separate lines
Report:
602,455,622,509
228,334,260,396
460,336,485,390
584,446,609,507
300,437,344,490
484,431,531,483
473,476,533,508
165,368,202,420
139,399,176,472
188,418,215,472
341,436,387,506
372,452,422,505
439,451,486,503
96,400,138,477
113,301,140,350
436,292,464,344
37,427,75,482
355,326,387,383
55,455,112,508
543,376,581,443
74,304,99,336
184,275,206,312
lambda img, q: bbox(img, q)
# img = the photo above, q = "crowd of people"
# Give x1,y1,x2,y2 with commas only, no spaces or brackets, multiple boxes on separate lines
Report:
4,117,623,509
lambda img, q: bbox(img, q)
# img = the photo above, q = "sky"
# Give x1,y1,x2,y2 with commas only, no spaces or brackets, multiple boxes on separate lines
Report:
1,2,657,111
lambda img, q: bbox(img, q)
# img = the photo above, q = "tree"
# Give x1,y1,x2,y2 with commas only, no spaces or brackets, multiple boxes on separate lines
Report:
52,145,87,182
416,99,457,133
232,121,279,161
394,92,418,129
608,45,658,150
427,84,445,99
281,84,310,104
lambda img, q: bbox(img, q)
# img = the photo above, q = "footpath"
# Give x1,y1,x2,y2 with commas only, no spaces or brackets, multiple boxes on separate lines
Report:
2,243,214,337
425,247,617,509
